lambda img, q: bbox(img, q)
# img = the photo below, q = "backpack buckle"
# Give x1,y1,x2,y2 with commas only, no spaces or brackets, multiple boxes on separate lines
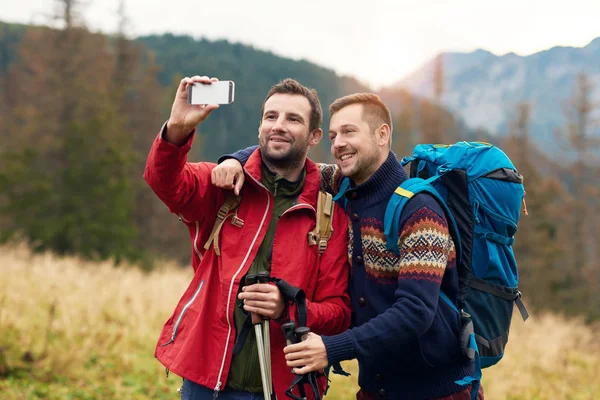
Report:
318,239,328,254
231,215,244,228
217,205,229,220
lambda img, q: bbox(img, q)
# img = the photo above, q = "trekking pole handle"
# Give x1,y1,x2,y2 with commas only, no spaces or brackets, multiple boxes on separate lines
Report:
245,274,263,325
295,326,310,342
282,321,297,346
256,271,271,283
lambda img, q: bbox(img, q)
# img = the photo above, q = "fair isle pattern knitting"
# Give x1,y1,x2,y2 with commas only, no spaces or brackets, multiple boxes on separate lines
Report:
357,208,454,284
320,163,455,284
319,164,343,195
360,217,401,282
398,207,455,284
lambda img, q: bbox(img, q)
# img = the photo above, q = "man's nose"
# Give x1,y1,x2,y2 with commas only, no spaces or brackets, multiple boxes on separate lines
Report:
272,116,286,132
332,136,346,148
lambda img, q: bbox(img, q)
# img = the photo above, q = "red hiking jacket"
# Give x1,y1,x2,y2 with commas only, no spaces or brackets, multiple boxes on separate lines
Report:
144,130,351,399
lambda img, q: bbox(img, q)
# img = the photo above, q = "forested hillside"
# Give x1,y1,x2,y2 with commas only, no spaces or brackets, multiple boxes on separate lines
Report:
1,18,598,322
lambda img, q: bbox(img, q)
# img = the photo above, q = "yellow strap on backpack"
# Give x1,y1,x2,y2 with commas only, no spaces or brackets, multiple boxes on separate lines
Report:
307,191,334,255
204,191,242,256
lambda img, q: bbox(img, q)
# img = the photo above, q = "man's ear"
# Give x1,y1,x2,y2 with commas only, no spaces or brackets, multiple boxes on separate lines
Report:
257,120,262,138
377,124,391,147
309,128,323,147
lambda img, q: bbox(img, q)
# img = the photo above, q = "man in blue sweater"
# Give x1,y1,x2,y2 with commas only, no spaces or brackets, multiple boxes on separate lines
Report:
213,93,484,400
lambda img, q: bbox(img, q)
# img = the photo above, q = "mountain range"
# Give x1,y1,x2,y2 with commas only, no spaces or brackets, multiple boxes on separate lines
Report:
396,38,600,156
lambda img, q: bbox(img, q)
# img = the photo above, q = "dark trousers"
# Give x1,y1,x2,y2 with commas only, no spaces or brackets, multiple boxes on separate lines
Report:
180,379,265,400
356,383,485,400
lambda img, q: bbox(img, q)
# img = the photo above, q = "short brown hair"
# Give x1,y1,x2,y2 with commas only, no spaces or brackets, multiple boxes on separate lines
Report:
261,78,323,132
329,93,393,134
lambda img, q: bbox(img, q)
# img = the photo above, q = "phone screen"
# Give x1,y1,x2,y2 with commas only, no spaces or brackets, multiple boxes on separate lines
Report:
188,81,235,105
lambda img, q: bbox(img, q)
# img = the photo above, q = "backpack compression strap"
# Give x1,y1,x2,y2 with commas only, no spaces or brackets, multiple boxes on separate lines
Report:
203,191,243,256
308,191,335,255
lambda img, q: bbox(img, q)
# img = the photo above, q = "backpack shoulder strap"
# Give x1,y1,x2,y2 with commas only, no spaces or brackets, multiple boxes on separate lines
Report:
384,178,426,254
308,191,335,255
332,177,350,209
204,190,242,256
384,177,461,261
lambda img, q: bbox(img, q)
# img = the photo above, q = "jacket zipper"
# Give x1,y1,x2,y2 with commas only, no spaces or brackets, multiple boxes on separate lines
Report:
178,213,203,261
213,173,271,396
212,382,221,399
161,280,205,346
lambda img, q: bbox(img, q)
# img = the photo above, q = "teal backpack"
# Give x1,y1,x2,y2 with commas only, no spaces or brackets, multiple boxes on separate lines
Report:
394,142,530,397
336,141,530,398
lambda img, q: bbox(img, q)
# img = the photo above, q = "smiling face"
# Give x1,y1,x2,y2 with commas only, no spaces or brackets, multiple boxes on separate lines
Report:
259,93,321,171
328,94,392,185
329,104,382,184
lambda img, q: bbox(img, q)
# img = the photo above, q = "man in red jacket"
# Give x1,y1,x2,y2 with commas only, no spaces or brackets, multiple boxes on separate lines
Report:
144,75,351,400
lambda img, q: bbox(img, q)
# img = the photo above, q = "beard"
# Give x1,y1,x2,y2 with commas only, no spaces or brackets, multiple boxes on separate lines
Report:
338,143,381,184
259,133,310,172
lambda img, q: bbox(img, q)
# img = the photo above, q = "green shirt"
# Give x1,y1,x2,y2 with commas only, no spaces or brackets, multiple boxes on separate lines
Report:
226,162,305,393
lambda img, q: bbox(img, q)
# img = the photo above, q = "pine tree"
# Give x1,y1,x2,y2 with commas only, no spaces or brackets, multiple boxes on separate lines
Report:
0,0,142,262
502,102,567,312
420,54,451,144
561,73,599,269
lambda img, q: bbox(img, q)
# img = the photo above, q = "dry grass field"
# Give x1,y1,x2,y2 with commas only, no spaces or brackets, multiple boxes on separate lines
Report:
1,245,598,399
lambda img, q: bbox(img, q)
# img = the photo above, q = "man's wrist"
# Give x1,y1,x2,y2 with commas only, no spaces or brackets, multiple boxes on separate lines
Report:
217,155,243,166
165,120,193,146
322,331,356,364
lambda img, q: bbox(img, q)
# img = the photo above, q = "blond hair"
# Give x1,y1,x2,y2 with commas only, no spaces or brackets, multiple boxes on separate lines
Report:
329,93,393,144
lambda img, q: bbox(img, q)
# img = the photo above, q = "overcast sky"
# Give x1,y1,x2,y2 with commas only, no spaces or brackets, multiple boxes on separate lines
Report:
3,0,599,88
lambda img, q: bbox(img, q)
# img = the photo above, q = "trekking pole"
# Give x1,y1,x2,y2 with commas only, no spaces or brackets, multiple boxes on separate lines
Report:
278,280,321,400
296,326,317,400
245,274,271,400
282,322,306,400
256,271,273,393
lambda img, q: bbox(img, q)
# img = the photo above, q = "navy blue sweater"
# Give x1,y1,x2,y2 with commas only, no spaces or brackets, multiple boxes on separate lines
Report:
223,148,474,399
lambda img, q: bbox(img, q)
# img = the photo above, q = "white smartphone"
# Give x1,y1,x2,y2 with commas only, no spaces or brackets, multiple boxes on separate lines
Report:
188,81,235,105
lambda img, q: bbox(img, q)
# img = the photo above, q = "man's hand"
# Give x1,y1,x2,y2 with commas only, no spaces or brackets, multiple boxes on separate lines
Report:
165,75,220,146
283,333,329,374
212,159,245,195
239,283,285,320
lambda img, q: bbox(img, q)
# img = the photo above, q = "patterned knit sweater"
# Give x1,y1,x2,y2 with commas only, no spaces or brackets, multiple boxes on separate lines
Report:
320,153,474,399
222,148,474,399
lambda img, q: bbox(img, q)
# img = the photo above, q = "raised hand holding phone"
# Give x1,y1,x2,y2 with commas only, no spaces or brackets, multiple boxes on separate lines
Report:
165,75,220,146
